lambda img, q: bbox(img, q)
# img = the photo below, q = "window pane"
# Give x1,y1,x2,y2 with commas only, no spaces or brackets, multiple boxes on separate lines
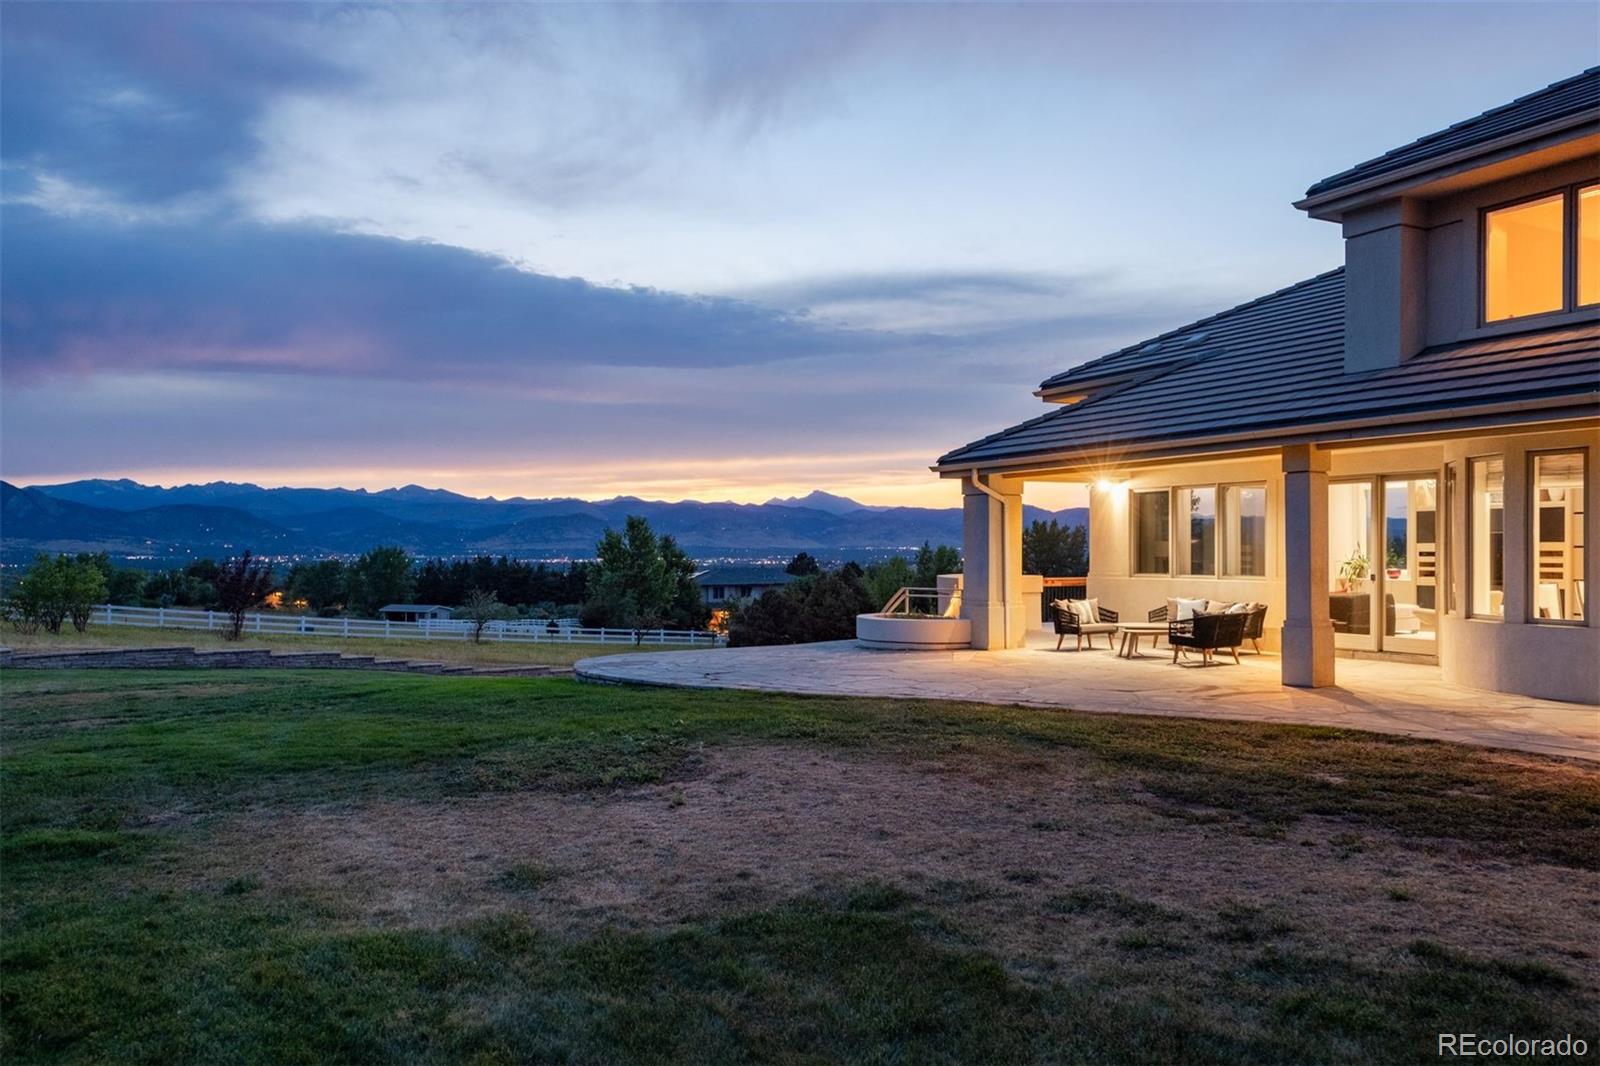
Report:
1176,487,1216,576
1222,484,1266,577
1133,490,1169,574
1580,186,1600,308
1470,457,1504,618
1532,452,1585,622
1484,194,1564,322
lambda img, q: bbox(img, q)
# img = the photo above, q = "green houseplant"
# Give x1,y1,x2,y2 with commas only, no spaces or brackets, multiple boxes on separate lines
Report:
1338,546,1371,592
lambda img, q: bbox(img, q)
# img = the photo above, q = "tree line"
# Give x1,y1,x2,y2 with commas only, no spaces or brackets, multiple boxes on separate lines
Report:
4,515,1084,646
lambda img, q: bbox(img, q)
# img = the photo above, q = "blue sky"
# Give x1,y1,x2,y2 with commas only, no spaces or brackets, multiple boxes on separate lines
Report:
2,2,1594,507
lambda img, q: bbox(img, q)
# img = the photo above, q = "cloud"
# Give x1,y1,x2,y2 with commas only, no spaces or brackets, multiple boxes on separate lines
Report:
0,3,345,205
0,206,935,386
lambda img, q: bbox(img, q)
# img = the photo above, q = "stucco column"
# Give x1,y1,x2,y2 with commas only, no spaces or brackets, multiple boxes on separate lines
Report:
962,473,1026,649
1281,444,1335,687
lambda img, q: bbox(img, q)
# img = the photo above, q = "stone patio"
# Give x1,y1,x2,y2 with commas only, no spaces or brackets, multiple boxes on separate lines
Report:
576,634,1600,762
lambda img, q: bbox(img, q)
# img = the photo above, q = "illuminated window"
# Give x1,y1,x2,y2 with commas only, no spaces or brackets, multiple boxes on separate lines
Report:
1176,487,1217,576
1469,457,1504,618
1221,484,1267,577
1580,185,1600,308
1133,490,1170,575
1531,451,1586,623
1485,194,1563,322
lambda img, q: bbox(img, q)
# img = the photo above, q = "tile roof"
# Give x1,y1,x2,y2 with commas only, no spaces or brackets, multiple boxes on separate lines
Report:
937,268,1600,470
1303,67,1600,200
693,566,796,587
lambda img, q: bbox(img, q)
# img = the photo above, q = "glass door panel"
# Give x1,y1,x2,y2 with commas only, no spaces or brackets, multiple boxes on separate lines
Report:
1328,481,1376,651
1381,476,1439,654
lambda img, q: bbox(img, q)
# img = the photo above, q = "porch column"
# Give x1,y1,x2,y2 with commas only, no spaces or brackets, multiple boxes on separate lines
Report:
1281,444,1335,687
962,473,1026,649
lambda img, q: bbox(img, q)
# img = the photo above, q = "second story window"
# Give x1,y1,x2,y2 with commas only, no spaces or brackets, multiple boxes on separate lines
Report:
1483,183,1600,324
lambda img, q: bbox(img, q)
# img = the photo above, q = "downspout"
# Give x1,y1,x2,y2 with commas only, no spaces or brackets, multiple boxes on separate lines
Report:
968,468,1012,650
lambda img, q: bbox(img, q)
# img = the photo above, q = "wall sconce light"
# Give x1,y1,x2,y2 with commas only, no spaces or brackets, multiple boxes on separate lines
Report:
1095,478,1118,493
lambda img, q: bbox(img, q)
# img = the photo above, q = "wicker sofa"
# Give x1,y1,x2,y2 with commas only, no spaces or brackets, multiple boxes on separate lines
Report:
1052,601,1120,651
1167,611,1250,666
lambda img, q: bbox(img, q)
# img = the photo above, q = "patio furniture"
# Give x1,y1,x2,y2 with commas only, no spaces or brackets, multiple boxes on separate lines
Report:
1242,603,1269,653
1328,591,1396,636
1167,611,1249,666
1116,621,1168,659
1053,601,1120,651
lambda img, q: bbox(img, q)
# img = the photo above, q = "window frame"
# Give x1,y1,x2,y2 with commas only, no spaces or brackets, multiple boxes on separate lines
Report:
1526,446,1589,628
1479,182,1597,326
1466,454,1506,621
1129,482,1270,579
1174,485,1219,578
1220,482,1269,579
1130,488,1172,576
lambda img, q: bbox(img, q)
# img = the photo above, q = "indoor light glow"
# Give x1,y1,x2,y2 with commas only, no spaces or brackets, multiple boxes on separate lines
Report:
1484,193,1564,322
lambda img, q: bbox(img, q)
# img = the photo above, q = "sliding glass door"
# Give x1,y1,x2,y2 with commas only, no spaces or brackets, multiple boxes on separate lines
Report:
1328,475,1441,656
1380,476,1440,654
1328,480,1376,651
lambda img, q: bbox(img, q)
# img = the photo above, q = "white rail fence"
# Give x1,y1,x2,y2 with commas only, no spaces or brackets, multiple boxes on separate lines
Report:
94,604,725,647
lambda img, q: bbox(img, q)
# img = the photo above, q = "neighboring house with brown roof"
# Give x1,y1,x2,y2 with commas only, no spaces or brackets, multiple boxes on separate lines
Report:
937,68,1599,703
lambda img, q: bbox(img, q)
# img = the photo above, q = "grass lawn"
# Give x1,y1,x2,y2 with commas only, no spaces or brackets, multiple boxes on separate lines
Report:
3,669,1597,1063
0,622,690,669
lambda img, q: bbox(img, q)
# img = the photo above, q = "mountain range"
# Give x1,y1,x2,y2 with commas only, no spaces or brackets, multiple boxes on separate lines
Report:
1,479,1087,563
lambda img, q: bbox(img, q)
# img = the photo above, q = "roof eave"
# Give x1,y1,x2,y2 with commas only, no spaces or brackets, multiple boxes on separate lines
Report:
1294,112,1600,219
934,393,1600,476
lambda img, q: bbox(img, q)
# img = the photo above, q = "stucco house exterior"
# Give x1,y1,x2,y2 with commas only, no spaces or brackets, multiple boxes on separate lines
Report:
693,567,796,605
937,68,1600,704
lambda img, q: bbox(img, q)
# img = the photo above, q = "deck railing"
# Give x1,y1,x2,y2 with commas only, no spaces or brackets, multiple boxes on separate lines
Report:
877,586,962,618
1040,577,1088,621
90,604,726,647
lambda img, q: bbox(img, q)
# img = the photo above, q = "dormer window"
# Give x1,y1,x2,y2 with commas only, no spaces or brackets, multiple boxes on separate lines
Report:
1483,183,1600,323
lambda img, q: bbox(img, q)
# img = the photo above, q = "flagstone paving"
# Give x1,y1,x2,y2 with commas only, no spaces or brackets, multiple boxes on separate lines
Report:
577,636,1600,762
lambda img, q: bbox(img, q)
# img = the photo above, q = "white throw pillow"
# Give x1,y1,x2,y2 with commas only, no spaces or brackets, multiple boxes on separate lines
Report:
1082,597,1100,624
1224,601,1251,614
1176,597,1208,621
1067,598,1098,624
1165,597,1180,622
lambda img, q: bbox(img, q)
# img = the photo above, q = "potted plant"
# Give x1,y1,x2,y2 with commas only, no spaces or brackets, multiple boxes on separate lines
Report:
1337,546,1370,592
1386,545,1404,580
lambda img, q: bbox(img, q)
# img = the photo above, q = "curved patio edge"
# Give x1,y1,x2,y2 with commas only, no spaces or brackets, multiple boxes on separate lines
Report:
573,640,1600,763
854,612,972,651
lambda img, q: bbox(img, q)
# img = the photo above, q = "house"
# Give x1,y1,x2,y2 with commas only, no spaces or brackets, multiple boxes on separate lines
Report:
377,603,453,623
693,567,796,605
936,68,1599,704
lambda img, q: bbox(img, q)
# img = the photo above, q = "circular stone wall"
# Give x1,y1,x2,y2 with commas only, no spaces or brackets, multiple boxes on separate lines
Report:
855,613,972,651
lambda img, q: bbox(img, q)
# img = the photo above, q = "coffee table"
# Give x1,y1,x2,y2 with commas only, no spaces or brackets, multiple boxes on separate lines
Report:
1116,622,1168,659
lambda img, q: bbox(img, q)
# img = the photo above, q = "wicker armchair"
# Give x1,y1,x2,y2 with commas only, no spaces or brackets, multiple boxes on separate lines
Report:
1242,603,1269,653
1053,602,1120,651
1167,611,1249,666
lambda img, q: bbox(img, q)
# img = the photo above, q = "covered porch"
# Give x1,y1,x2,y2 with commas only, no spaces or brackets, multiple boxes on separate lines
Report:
575,636,1599,762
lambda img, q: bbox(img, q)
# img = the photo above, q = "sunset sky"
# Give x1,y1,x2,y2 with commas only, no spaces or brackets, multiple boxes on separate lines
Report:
2,2,1594,510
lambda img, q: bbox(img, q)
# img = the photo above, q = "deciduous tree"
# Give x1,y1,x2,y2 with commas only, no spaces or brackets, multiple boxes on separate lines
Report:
213,551,275,640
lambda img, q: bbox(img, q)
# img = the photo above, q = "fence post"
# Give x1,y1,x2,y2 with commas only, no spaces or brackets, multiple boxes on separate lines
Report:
255,612,262,633
104,604,113,625
158,606,166,627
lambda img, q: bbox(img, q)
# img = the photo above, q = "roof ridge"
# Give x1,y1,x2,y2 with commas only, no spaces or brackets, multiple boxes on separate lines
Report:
1039,267,1344,390
1304,66,1600,197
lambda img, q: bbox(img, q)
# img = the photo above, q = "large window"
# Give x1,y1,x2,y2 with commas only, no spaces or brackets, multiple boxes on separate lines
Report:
1580,185,1600,309
1176,487,1217,576
1222,484,1267,577
1484,184,1598,323
1531,451,1586,623
1133,490,1170,575
1469,457,1505,618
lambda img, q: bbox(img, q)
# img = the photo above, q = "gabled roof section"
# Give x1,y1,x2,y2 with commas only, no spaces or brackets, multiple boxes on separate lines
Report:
692,566,796,587
937,269,1600,471
1036,270,1339,398
1302,67,1600,201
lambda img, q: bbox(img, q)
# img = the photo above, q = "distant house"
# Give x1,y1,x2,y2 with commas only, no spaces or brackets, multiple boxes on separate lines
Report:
378,603,453,623
693,567,796,605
